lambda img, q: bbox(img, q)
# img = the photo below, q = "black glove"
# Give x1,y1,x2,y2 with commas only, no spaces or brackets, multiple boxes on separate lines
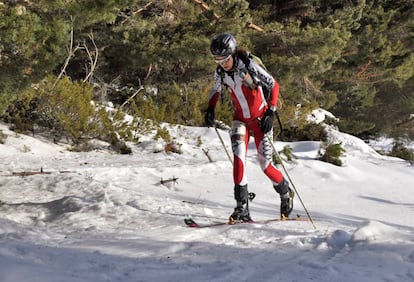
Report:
260,108,275,133
204,106,215,127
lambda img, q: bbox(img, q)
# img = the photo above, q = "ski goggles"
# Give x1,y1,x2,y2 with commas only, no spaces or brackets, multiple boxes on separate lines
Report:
214,54,232,64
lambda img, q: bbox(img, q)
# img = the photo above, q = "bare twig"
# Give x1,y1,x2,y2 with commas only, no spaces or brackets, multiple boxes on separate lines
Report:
53,18,80,89
202,148,213,162
303,76,323,97
145,64,153,80
10,168,76,177
118,83,144,111
160,177,179,185
83,33,99,83
12,171,51,177
245,22,265,32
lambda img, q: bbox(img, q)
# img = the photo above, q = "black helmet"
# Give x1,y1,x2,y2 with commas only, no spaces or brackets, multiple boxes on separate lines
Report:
210,33,237,57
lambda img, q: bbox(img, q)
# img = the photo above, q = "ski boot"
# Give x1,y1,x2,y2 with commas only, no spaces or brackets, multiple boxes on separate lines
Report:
274,178,294,219
229,184,252,223
229,202,252,223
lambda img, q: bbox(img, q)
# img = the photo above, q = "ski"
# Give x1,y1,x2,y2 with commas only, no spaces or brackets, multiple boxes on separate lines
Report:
184,216,308,228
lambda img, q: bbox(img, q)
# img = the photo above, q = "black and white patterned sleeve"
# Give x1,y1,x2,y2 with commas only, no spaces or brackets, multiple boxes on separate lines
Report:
209,70,223,99
247,60,275,90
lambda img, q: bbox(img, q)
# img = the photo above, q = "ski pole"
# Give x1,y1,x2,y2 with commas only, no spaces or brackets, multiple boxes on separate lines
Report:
214,124,233,164
266,134,316,229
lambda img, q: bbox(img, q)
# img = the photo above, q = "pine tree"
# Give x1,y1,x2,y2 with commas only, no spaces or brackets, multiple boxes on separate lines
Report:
0,3,70,113
326,1,414,137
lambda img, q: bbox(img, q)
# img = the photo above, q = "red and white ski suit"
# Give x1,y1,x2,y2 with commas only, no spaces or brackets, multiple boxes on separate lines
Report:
208,56,284,186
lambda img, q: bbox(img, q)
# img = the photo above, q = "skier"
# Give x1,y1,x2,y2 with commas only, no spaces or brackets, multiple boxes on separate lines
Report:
204,33,294,222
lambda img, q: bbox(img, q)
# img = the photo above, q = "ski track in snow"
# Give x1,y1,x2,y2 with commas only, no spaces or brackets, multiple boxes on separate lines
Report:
0,121,414,282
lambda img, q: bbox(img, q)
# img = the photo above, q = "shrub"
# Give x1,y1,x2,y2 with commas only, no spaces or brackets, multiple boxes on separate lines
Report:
154,126,171,142
277,103,324,141
318,142,345,166
4,75,132,153
302,122,327,141
274,145,295,164
389,140,414,164
3,91,38,132
5,75,95,143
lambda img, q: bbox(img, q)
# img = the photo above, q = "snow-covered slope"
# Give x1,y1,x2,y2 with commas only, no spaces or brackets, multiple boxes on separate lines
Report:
0,121,413,282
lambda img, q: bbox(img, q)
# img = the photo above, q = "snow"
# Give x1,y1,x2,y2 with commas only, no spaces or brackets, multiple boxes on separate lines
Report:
0,121,413,282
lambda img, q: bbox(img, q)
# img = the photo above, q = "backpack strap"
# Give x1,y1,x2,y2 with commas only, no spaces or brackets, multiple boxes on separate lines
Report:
216,66,227,104
216,65,226,84
236,49,272,101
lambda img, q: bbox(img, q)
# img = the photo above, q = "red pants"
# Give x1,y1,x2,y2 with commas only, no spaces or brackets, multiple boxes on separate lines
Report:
231,120,284,186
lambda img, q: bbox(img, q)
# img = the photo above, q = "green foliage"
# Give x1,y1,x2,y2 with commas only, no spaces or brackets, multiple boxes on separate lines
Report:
0,4,70,109
4,75,132,153
1,0,413,144
275,145,295,165
6,75,94,141
52,79,95,142
120,80,233,127
252,2,361,107
100,1,216,86
0,0,139,115
325,1,414,138
277,102,324,141
368,79,414,139
302,123,327,141
154,126,171,143
3,90,37,132
337,118,376,137
94,107,133,154
196,136,203,147
318,142,346,167
388,140,414,164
